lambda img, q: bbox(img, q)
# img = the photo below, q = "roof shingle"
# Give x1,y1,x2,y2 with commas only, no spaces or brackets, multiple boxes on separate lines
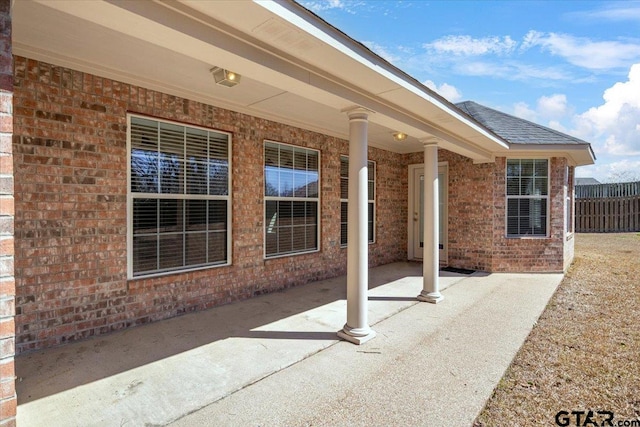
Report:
456,101,590,146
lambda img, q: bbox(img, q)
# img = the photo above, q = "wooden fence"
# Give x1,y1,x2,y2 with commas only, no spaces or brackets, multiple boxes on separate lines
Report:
575,181,640,232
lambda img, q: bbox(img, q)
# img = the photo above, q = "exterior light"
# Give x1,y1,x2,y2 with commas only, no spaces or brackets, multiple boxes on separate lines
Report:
393,132,408,141
211,67,241,87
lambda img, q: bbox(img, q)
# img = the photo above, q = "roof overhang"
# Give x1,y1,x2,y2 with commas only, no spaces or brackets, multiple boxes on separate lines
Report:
498,144,597,167
13,0,509,163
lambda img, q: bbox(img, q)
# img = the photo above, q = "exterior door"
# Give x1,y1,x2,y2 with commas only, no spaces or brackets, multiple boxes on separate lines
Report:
410,164,447,263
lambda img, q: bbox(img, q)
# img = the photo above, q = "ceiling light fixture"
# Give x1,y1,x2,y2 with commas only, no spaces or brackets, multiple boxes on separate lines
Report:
211,67,241,87
393,132,408,142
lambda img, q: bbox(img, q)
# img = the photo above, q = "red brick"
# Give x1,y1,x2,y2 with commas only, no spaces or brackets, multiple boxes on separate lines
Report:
0,338,12,358
0,395,16,420
0,279,12,298
0,378,15,401
0,359,13,380
0,298,12,319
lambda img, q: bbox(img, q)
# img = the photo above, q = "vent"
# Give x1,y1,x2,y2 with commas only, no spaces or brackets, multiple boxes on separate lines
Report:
252,18,321,54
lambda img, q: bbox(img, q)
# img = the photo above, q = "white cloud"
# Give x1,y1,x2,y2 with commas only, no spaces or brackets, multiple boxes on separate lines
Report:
362,41,401,64
569,4,640,22
520,30,543,51
520,31,640,70
547,120,567,133
572,63,640,156
456,61,570,81
425,35,517,56
576,158,640,182
537,94,568,119
512,94,571,128
513,102,538,121
423,80,463,102
587,6,640,21
300,0,347,13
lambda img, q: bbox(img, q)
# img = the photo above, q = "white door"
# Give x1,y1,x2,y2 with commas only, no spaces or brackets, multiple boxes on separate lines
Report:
410,164,447,263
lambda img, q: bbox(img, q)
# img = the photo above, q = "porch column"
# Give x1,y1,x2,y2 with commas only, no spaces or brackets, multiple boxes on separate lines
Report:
337,107,376,345
417,138,443,303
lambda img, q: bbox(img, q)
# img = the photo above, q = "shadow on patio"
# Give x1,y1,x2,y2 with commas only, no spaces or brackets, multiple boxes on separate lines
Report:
16,262,470,426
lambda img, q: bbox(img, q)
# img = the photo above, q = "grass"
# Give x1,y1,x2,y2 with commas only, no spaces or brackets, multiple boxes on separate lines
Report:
474,233,640,426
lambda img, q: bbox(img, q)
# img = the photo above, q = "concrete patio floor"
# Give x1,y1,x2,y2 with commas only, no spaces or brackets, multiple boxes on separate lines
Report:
16,262,562,426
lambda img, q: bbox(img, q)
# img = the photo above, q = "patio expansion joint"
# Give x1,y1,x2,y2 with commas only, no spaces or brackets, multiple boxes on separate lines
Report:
166,342,343,426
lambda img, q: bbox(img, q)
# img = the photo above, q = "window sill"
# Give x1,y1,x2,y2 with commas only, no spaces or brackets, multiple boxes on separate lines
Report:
264,248,320,260
128,261,231,281
505,235,550,240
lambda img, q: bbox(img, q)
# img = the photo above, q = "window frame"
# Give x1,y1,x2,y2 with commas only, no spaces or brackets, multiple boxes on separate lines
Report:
126,114,232,279
340,155,376,247
263,140,321,259
565,165,574,237
505,158,550,238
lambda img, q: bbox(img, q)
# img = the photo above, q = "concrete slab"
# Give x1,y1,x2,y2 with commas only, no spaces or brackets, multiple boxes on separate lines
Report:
15,263,561,427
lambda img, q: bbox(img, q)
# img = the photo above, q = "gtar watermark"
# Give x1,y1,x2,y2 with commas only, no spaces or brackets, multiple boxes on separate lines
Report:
555,410,640,427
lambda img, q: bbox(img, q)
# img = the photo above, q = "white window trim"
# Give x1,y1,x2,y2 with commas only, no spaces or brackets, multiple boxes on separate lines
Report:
126,114,233,279
505,158,550,239
565,165,574,238
340,155,376,247
263,140,321,259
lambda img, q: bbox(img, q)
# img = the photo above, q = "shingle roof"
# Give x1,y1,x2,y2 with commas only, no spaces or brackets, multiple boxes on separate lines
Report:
456,101,589,145
576,177,601,185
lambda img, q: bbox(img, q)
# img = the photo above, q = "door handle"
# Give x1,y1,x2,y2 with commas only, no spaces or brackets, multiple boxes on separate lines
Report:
413,212,418,221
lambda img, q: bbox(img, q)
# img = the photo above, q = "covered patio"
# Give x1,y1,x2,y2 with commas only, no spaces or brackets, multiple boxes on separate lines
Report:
11,0,510,350
2,2,595,424
16,264,562,426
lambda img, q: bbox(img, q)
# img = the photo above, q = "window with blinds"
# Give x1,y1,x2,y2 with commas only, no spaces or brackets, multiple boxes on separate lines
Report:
264,141,319,258
128,115,231,277
340,156,375,246
506,159,549,237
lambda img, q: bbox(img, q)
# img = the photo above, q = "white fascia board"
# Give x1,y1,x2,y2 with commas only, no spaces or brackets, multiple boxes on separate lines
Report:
255,0,509,151
501,144,596,167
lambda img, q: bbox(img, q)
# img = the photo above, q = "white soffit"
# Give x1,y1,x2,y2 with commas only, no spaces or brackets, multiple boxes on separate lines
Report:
184,0,403,96
12,2,289,108
15,0,506,160
498,144,596,167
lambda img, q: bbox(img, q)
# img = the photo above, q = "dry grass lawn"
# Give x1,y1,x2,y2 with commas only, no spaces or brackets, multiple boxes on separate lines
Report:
475,233,640,427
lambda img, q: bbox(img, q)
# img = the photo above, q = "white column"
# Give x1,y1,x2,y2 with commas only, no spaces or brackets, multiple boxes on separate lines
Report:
417,139,443,303
337,107,376,345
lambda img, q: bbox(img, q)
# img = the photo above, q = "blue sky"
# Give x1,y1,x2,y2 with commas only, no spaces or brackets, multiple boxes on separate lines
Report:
299,0,640,182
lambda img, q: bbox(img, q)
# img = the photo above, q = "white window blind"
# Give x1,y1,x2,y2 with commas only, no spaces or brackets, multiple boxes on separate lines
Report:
506,159,549,237
264,141,320,258
128,115,231,277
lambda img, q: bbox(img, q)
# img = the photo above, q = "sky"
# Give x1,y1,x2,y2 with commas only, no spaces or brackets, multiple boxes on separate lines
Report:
298,0,640,182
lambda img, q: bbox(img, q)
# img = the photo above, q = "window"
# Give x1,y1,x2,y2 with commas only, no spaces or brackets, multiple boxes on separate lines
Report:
565,166,574,234
506,159,549,237
340,156,375,246
264,141,319,258
128,115,231,277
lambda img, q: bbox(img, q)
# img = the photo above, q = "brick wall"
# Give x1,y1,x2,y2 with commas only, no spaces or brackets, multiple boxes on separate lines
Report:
0,1,15,425
12,57,409,353
491,157,568,272
405,149,495,271
363,147,407,266
405,152,571,273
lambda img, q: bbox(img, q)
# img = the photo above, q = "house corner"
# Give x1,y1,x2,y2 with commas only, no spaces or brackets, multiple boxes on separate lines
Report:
0,1,15,426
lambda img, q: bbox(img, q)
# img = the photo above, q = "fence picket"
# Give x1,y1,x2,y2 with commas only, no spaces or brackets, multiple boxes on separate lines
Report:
575,181,640,232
